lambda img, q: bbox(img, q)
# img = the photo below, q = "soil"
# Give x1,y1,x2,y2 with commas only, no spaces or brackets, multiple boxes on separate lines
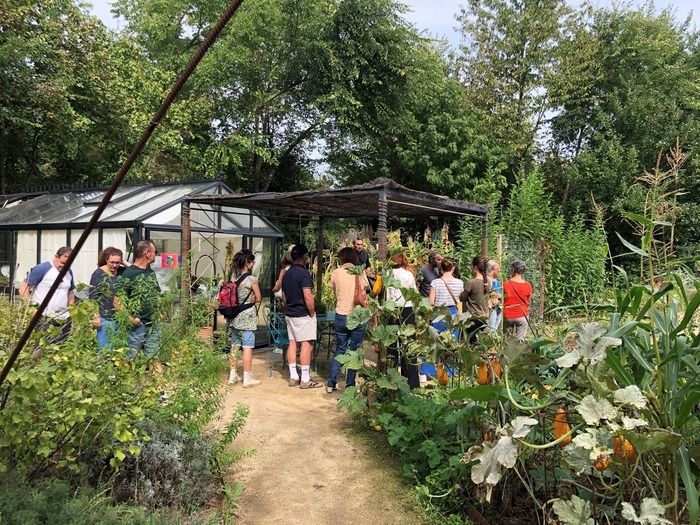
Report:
217,352,426,525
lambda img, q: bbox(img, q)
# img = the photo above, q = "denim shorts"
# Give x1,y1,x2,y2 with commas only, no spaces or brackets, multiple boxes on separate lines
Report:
231,329,255,348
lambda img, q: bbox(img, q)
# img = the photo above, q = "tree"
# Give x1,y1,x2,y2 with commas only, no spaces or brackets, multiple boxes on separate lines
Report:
0,0,122,191
456,0,570,183
545,5,700,220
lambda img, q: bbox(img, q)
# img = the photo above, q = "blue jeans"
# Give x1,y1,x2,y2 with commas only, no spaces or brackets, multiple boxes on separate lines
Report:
328,313,366,388
97,317,117,350
127,322,161,360
488,306,502,330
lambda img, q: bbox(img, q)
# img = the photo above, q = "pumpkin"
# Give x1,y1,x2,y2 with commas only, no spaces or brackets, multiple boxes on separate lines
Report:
372,275,383,296
594,455,609,471
552,407,572,445
613,436,636,462
437,363,449,386
477,361,490,385
491,358,502,379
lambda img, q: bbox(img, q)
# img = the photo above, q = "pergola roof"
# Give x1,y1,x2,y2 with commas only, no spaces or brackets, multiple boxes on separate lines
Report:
186,178,489,218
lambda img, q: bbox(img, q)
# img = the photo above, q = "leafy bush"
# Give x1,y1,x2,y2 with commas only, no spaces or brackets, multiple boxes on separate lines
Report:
0,293,242,514
0,475,211,525
455,169,608,316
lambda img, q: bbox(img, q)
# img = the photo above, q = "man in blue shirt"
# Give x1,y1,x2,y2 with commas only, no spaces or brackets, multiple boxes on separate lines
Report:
19,246,75,343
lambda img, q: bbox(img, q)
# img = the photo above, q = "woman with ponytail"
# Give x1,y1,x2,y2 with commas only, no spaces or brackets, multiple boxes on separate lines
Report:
228,249,262,387
459,255,491,343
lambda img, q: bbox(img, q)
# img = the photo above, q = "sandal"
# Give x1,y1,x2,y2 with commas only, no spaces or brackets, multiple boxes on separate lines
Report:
299,380,323,389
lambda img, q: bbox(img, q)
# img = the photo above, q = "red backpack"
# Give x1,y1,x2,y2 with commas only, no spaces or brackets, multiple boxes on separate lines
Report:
217,272,254,319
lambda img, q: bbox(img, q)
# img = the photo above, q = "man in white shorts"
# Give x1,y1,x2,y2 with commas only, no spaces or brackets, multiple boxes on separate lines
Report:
281,244,321,389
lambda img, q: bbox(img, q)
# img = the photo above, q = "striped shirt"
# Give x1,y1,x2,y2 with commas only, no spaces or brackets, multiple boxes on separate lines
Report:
431,277,464,307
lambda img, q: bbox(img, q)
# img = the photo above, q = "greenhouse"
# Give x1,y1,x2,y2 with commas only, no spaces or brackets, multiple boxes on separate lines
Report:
0,180,283,296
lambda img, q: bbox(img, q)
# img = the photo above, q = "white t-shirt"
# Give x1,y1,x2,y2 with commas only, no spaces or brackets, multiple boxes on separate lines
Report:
387,267,418,307
431,277,464,307
27,261,74,319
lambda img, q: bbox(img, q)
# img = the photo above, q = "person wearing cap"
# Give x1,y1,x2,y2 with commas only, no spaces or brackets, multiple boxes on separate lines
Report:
19,246,76,342
281,244,322,389
502,260,532,340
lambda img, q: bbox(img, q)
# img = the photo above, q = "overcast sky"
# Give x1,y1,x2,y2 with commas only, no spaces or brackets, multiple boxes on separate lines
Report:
401,0,697,48
89,0,698,45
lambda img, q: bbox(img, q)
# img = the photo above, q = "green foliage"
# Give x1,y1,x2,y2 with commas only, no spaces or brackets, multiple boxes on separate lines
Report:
456,0,570,181
455,169,608,316
0,294,237,509
0,475,212,525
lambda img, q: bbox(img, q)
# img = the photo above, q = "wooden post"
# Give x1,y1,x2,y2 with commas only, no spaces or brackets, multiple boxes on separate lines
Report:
497,234,503,265
377,189,388,259
180,201,191,303
315,217,324,306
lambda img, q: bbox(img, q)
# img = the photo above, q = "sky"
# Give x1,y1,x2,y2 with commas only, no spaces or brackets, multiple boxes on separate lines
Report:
89,0,698,47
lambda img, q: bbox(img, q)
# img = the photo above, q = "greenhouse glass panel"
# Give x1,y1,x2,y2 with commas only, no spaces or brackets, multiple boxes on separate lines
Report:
190,208,217,230
0,192,98,225
84,186,146,204
142,206,182,227
109,184,215,222
15,231,37,288
251,214,278,234
69,229,100,290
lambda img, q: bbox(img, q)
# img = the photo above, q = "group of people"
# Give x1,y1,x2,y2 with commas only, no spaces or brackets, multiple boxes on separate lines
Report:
20,241,164,362
21,238,531,395
419,251,533,340
251,237,534,394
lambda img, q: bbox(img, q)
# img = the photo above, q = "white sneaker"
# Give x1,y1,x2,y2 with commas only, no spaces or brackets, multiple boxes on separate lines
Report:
272,347,283,354
243,378,261,388
228,375,240,385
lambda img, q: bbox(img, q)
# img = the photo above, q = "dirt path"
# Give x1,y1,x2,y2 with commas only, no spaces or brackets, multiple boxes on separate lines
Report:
218,352,424,525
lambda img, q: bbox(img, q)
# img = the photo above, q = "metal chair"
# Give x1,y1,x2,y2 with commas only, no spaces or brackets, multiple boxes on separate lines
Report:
263,303,288,375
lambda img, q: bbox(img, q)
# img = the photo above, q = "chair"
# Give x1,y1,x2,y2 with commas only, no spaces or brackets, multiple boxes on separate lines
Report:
263,304,289,375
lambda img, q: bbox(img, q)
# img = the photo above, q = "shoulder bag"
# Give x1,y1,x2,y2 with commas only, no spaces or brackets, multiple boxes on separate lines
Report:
441,277,463,314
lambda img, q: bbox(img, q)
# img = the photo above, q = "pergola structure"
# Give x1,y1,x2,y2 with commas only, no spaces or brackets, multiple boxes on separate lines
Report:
180,177,490,299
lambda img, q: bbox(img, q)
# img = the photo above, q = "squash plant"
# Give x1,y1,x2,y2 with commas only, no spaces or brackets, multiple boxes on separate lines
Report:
464,279,700,525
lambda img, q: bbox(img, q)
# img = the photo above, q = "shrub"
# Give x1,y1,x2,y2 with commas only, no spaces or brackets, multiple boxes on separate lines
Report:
0,475,211,525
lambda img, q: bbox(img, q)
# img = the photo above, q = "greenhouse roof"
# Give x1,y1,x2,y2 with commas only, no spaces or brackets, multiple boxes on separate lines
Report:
0,181,282,236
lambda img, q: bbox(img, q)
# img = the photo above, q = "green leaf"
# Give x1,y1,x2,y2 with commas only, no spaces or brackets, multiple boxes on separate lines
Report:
671,286,700,336
449,384,506,402
605,348,634,385
626,429,682,455
615,232,649,257
677,447,699,525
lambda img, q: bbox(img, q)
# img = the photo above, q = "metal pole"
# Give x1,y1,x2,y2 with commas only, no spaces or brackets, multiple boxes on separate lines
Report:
0,0,247,388
180,201,192,301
